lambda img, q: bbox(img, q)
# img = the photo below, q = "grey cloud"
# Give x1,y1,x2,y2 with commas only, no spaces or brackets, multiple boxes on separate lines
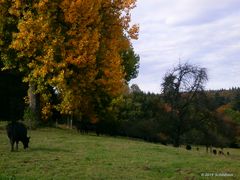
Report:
130,0,240,93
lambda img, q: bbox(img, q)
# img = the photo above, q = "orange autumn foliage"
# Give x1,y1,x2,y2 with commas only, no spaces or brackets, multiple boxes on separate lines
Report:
5,0,138,119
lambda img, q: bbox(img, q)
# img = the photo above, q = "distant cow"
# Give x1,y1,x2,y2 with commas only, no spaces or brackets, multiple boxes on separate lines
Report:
6,121,30,151
212,149,217,155
218,150,225,155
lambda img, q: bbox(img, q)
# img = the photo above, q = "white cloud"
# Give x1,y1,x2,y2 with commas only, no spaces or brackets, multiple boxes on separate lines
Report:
130,0,240,93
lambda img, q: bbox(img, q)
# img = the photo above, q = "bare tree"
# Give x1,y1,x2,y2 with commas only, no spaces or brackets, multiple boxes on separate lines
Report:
161,63,208,147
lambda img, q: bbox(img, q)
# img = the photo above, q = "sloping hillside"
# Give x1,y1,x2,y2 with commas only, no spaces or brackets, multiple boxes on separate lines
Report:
0,123,239,179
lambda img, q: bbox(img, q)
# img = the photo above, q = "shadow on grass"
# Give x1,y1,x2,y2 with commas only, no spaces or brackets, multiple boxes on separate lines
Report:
30,147,70,153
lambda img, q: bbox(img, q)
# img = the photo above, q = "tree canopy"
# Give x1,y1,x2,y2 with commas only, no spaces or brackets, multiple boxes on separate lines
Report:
0,0,139,120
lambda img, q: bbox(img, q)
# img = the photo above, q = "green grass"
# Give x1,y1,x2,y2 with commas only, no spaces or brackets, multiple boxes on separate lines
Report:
0,122,239,179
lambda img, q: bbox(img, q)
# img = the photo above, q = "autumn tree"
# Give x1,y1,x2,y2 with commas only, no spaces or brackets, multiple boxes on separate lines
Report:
0,0,18,65
1,0,139,122
161,63,208,147
0,0,28,121
1,0,66,121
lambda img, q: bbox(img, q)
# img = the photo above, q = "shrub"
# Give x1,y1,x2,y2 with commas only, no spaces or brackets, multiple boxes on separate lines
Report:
23,107,38,129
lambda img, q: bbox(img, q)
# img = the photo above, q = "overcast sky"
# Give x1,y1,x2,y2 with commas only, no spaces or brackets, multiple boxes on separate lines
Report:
130,0,240,93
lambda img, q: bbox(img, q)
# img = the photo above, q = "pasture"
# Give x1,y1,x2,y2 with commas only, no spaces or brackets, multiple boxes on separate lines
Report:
0,122,239,179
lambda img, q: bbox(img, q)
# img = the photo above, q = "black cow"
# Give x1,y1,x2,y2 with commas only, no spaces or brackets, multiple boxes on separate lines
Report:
6,121,30,151
186,144,192,150
212,149,217,155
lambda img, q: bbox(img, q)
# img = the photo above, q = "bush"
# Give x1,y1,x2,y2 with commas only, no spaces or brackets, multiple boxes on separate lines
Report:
23,107,38,129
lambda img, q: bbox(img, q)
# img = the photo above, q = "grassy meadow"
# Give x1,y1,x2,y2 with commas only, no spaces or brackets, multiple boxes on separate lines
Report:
0,122,239,179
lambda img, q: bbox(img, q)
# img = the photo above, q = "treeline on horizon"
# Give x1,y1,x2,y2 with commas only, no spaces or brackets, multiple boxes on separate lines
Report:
1,69,240,149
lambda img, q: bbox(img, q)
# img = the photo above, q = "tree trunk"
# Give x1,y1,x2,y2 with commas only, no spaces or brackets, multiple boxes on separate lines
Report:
173,120,182,147
173,126,181,147
173,135,180,147
206,145,209,153
210,145,213,154
28,83,41,122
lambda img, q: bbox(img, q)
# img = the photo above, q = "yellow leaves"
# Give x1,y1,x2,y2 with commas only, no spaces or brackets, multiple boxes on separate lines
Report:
7,0,138,119
11,13,51,57
112,0,137,13
14,0,21,8
128,24,139,40
61,0,101,25
42,102,52,120
8,0,22,17
36,0,49,9
123,0,137,9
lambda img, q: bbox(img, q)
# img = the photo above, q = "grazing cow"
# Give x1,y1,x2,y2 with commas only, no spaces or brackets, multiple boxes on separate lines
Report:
6,121,30,151
212,149,217,155
186,145,192,150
